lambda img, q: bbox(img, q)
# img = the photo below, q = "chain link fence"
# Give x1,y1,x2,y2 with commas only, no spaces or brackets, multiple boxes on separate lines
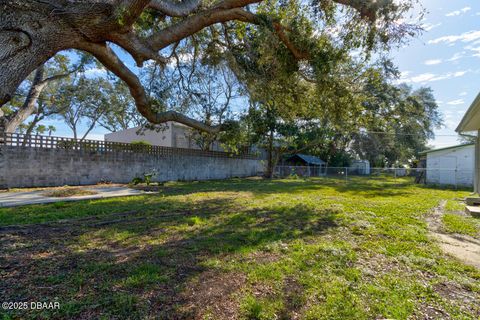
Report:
274,166,474,190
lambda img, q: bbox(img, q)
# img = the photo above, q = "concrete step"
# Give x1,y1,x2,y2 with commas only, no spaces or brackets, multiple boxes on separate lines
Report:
466,206,480,217
466,197,480,206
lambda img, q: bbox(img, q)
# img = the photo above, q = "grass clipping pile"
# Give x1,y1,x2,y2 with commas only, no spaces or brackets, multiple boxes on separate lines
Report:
42,187,98,198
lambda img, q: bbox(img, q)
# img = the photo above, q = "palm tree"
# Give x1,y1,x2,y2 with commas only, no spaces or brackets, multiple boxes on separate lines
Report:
47,125,56,136
35,125,47,135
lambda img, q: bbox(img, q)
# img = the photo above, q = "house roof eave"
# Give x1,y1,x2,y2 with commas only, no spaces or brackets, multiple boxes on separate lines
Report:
418,143,475,155
456,92,480,133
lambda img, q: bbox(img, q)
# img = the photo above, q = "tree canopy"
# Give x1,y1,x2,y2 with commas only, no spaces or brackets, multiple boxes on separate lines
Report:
1,0,420,133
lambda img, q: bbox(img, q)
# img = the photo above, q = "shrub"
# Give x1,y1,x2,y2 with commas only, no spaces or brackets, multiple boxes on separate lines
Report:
56,140,75,149
143,169,158,186
130,169,158,186
130,140,151,146
131,177,144,185
130,140,152,152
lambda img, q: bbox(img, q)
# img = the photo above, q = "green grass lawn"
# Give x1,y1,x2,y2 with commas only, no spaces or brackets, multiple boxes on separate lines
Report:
441,200,480,237
0,177,479,319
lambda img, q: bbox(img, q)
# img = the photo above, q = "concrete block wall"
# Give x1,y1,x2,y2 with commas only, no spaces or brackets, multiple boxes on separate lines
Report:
0,146,264,188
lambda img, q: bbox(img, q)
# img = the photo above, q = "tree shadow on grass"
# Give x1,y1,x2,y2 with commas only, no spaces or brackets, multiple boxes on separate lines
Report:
0,196,340,319
0,177,417,227
159,177,414,199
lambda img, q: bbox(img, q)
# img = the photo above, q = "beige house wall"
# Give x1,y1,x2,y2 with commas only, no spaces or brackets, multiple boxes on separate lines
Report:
105,124,173,147
105,122,223,150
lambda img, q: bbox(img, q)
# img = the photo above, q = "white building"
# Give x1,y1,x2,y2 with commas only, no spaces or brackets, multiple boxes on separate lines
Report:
419,144,475,187
456,93,480,194
104,121,222,150
349,160,370,175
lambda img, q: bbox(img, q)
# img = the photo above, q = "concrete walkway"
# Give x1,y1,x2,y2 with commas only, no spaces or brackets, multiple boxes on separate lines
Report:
0,186,145,208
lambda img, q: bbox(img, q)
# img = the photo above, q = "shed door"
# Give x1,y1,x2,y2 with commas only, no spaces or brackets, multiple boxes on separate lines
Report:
439,157,457,185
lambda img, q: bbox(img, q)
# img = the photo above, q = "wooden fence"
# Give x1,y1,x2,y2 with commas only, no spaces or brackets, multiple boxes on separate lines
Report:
1,132,258,160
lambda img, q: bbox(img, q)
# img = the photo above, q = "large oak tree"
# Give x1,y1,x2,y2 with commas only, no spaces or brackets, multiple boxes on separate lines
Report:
0,0,418,133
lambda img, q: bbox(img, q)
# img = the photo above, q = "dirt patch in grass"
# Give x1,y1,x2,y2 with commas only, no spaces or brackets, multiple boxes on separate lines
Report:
179,271,246,319
412,274,480,318
280,277,305,320
42,187,98,198
426,201,480,269
433,281,478,304
245,251,282,264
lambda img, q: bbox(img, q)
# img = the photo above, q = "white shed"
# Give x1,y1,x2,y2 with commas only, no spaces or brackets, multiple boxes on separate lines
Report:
349,160,371,175
419,144,475,187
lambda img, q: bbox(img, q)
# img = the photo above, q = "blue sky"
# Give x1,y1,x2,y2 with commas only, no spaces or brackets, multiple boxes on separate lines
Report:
392,0,480,148
44,0,479,147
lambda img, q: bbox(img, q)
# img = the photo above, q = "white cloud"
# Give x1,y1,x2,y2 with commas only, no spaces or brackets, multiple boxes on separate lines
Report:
459,91,468,96
444,119,460,129
424,59,442,65
446,99,465,105
465,46,480,57
410,73,438,82
422,22,442,31
452,71,468,77
428,30,480,45
445,7,471,17
447,51,466,61
82,67,107,78
399,70,468,83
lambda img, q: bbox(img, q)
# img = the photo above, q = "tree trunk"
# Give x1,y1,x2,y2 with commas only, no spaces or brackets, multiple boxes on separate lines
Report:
21,118,39,146
0,108,5,139
265,128,274,179
0,1,86,106
4,65,47,133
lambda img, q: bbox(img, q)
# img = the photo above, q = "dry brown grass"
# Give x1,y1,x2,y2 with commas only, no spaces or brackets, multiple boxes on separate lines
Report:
42,187,98,198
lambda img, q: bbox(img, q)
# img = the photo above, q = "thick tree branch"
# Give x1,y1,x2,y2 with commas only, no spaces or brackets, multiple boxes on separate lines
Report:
148,0,202,17
148,2,261,51
108,31,168,66
115,0,153,28
4,66,47,133
146,6,308,61
272,22,309,60
331,0,392,22
79,42,223,133
2,61,83,133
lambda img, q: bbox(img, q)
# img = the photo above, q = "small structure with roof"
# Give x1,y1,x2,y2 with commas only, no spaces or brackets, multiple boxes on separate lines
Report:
283,154,326,176
419,144,475,187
